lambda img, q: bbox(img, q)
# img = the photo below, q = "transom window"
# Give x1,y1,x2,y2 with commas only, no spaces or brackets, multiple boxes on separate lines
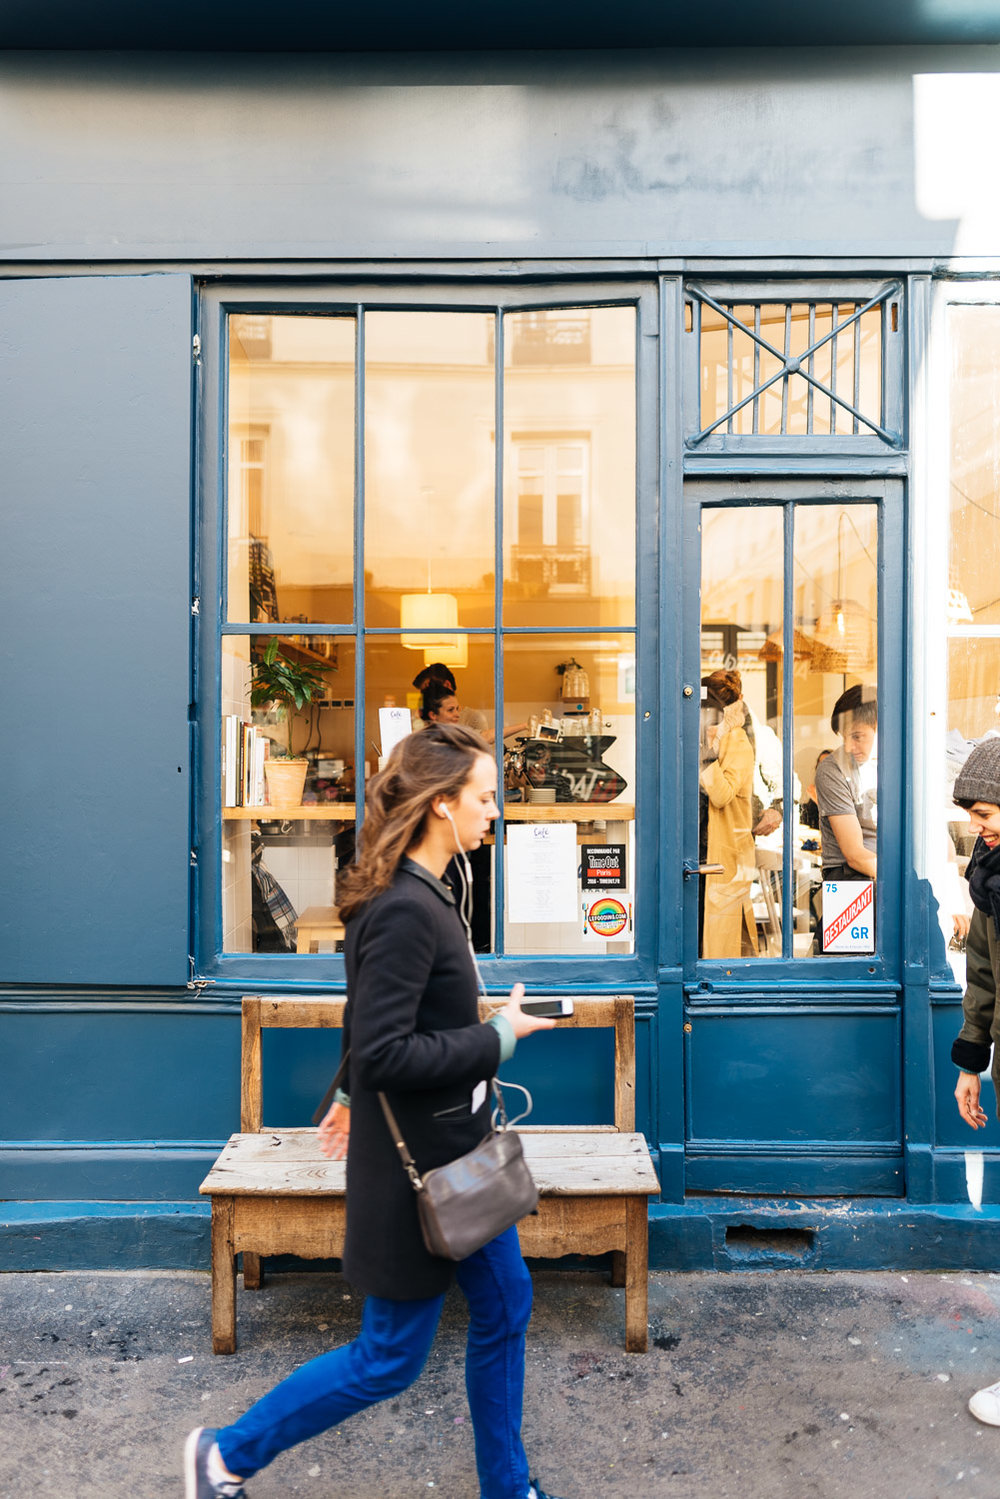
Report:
684,281,904,452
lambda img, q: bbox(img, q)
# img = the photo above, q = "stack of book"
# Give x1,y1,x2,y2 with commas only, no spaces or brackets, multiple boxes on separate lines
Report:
222,717,269,807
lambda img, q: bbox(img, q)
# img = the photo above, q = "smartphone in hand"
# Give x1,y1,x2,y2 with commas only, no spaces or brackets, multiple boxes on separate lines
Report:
519,997,575,1018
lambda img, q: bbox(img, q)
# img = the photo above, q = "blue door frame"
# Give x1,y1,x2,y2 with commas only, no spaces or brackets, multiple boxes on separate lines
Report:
676,477,905,1198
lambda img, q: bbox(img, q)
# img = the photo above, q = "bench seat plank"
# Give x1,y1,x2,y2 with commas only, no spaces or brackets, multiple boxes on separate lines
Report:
203,1127,653,1171
202,1130,658,1197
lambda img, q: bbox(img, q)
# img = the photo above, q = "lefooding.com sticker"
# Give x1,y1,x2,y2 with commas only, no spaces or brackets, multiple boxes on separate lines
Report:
583,895,631,939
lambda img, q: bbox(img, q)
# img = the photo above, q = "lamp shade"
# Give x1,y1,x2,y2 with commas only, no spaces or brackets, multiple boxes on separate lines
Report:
400,592,468,667
426,635,469,669
400,591,459,647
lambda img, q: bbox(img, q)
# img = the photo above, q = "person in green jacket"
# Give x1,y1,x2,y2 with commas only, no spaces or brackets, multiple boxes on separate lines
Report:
951,738,1000,1425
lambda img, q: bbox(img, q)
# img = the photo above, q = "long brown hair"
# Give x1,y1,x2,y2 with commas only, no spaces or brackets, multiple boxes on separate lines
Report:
337,723,490,921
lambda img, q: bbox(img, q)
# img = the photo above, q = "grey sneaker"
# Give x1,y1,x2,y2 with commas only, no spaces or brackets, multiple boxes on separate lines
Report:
184,1428,247,1499
528,1483,568,1499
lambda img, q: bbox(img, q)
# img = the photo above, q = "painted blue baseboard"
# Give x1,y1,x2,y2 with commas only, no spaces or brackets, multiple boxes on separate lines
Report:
649,1198,1000,1271
0,1202,211,1270
5,1198,1000,1274
0,1144,222,1201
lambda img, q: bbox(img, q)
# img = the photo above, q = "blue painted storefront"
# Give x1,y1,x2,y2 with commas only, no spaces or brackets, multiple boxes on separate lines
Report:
4,34,1000,1270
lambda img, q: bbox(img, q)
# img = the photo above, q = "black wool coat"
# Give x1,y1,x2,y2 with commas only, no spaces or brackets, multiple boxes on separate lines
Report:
340,859,502,1300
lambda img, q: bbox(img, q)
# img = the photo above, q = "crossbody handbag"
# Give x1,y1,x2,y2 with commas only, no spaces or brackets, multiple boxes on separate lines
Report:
379,1081,539,1262
313,1054,539,1262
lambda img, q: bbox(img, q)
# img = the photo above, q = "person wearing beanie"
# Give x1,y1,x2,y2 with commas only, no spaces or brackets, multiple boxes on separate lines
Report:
951,738,1000,1426
814,684,878,881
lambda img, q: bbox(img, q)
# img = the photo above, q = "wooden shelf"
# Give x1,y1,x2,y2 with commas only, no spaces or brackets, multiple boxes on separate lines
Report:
251,636,339,669
221,802,631,824
503,803,634,822
222,805,357,820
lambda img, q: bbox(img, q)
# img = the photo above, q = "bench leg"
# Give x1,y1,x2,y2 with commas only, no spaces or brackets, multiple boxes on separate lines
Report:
211,1198,237,1355
609,1250,626,1287
242,1252,264,1290
624,1196,649,1354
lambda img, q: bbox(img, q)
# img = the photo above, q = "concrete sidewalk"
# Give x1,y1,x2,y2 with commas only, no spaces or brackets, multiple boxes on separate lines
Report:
2,1265,1000,1499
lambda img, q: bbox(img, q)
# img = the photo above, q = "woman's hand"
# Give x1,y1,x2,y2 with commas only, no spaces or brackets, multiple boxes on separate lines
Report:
753,807,782,837
955,1071,989,1130
317,1100,351,1159
499,982,557,1039
953,912,971,940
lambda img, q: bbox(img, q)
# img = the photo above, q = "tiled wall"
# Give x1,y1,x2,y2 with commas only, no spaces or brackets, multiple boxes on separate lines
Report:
222,643,253,952
259,841,337,942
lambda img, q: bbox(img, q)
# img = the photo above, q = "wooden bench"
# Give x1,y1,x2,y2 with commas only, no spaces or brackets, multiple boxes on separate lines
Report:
294,906,346,953
199,994,659,1355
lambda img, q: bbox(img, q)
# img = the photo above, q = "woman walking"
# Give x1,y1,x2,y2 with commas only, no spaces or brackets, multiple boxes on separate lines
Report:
186,723,567,1499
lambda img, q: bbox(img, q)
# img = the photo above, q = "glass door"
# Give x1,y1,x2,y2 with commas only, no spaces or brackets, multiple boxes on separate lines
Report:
681,479,904,1196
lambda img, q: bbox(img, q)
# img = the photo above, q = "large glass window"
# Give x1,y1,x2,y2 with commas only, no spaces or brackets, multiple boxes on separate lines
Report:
365,312,496,625
220,303,637,958
504,307,636,628
699,500,878,960
925,302,1000,982
228,316,355,624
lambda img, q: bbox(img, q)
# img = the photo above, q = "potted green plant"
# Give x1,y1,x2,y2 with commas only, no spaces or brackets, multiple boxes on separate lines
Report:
249,637,331,809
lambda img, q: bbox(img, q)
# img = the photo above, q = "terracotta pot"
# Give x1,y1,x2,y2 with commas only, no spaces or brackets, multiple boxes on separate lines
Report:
264,758,308,809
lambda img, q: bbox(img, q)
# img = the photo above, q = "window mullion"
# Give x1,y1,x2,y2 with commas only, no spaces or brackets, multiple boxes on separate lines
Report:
853,307,861,435
807,303,816,435
494,306,506,957
753,305,761,435
780,304,791,436
354,304,367,834
781,501,796,958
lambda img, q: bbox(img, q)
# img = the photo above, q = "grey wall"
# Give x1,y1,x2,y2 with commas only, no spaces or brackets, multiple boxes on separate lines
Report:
0,274,193,984
2,48,994,265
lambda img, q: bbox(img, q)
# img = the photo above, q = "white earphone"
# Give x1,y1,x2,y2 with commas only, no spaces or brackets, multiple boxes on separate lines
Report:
440,802,479,985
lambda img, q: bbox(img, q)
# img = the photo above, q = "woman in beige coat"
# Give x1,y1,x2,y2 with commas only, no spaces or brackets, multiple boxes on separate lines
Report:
699,670,759,959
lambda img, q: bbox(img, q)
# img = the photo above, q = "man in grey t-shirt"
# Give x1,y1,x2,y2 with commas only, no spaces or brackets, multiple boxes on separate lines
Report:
814,684,877,880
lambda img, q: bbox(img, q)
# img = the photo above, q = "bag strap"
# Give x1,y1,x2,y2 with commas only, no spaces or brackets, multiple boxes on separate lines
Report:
377,1091,425,1194
311,1048,350,1127
379,1077,519,1195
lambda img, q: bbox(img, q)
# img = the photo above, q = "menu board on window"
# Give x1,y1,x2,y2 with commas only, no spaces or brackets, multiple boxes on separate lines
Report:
506,823,579,924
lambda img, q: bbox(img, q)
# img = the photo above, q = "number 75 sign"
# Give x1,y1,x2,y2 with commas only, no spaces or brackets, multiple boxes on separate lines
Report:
822,880,874,954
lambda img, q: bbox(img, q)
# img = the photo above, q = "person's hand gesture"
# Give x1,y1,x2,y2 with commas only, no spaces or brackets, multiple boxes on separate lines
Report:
499,982,556,1039
956,1071,989,1130
317,1100,351,1159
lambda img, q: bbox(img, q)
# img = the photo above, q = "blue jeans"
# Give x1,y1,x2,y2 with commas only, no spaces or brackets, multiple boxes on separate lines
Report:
216,1225,533,1499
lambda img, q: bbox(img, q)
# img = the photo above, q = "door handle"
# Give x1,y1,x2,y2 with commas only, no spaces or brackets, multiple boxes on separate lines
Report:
683,861,725,880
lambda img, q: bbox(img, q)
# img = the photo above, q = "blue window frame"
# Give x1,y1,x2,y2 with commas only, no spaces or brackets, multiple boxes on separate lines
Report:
194,282,659,989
